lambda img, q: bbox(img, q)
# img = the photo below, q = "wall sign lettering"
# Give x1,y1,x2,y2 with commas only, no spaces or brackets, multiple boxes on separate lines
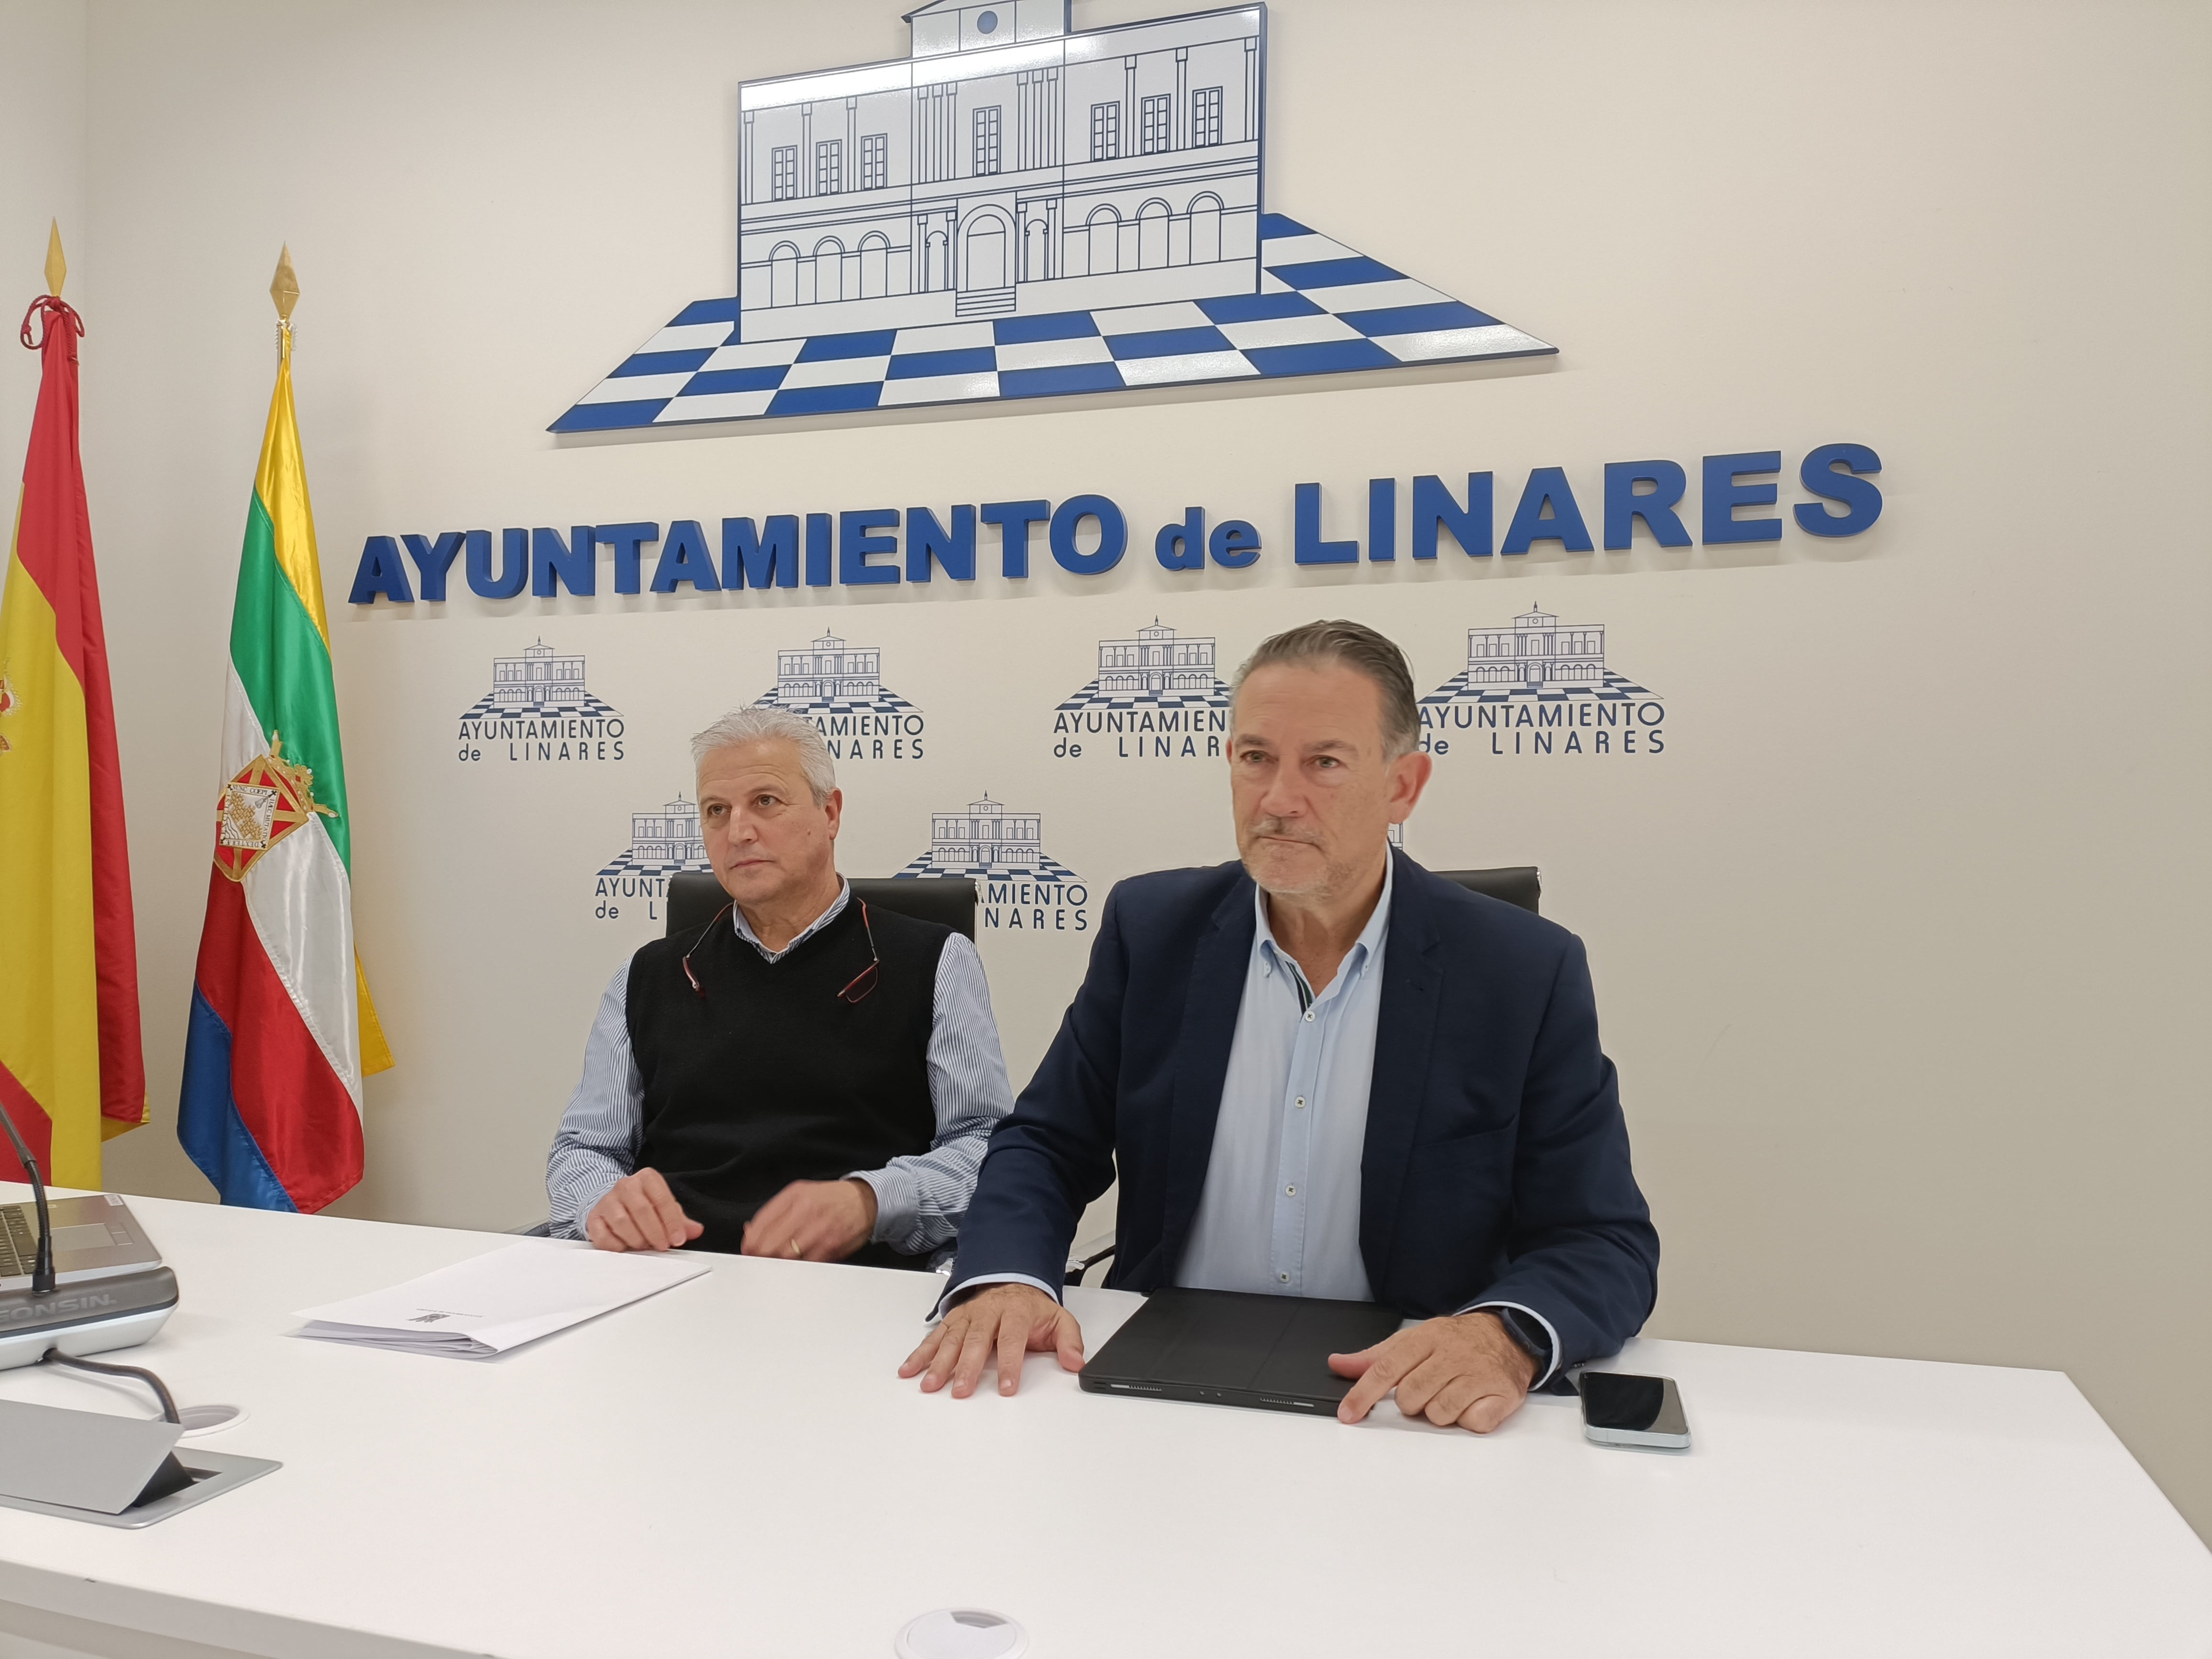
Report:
345,446,1886,607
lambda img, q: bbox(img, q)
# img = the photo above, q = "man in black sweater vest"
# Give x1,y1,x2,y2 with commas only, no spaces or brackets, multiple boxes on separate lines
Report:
544,707,1014,1269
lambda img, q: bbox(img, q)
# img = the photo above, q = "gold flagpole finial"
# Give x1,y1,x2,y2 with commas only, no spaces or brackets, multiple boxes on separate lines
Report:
270,244,300,325
44,221,66,298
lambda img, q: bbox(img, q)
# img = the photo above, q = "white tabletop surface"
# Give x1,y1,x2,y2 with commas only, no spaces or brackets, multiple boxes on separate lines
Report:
0,1189,2206,1659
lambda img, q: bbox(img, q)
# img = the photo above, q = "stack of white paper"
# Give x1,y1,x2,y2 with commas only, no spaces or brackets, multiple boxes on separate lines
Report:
292,1241,710,1359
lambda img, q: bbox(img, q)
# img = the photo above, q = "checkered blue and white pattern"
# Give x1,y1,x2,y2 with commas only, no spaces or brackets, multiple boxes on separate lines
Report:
1055,677,1231,713
755,686,921,718
597,847,711,880
458,690,622,722
551,214,1553,433
1419,669,1658,708
893,852,1083,883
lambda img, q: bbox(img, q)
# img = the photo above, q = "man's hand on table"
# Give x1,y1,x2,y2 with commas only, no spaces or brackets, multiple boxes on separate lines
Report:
741,1177,877,1262
900,1282,1085,1397
1329,1309,1537,1432
585,1168,704,1252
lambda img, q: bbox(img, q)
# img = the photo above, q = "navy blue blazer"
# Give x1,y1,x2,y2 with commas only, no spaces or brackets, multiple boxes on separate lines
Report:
947,851,1659,1371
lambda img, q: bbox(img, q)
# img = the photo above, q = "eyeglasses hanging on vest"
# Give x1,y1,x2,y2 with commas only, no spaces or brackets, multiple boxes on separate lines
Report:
682,900,881,1004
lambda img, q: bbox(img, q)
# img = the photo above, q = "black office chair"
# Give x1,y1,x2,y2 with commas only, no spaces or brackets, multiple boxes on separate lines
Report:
1435,866,1540,915
664,869,978,940
1060,865,1542,1285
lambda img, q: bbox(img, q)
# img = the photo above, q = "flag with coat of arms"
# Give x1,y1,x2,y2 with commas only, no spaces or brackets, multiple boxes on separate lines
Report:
178,248,393,1210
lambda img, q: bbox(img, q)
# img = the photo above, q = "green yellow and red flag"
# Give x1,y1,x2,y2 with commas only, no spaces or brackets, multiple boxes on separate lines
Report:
0,223,147,1187
177,247,392,1212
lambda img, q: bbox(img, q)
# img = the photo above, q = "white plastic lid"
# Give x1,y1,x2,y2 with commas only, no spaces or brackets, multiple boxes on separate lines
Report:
177,1403,246,1437
894,1608,1028,1659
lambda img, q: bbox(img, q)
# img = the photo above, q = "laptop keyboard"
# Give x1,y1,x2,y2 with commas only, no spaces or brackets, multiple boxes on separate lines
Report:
0,1204,34,1278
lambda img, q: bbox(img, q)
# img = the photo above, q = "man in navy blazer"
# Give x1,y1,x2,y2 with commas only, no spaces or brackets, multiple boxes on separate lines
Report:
903,620,1658,1433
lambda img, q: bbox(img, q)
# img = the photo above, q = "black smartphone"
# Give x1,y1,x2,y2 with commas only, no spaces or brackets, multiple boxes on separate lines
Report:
1579,1371,1690,1449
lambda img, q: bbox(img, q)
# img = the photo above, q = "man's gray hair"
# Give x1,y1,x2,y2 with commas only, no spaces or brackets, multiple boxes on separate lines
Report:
1230,619,1422,759
689,705,837,806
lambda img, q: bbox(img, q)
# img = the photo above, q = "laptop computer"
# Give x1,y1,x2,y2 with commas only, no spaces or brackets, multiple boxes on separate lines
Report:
1078,1286,1405,1418
0,1193,164,1292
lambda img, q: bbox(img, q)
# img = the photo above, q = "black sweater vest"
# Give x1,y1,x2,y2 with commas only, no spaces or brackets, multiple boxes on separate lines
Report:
624,898,945,1269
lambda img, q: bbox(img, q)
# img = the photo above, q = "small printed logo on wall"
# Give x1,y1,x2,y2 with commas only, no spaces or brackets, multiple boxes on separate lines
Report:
1052,619,1230,761
456,639,626,763
896,794,1088,934
755,631,925,761
593,793,709,921
1418,608,1665,758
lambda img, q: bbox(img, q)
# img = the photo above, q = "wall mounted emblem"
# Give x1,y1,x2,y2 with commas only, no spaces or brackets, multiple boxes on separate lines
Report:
593,793,711,921
456,639,626,763
896,792,1088,932
1052,618,1229,759
552,1,1551,433
755,630,926,761
1418,608,1666,758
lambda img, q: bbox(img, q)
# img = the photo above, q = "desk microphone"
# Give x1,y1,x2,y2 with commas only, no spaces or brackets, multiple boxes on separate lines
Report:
0,1094,56,1295
0,1096,179,1369
0,1098,203,1518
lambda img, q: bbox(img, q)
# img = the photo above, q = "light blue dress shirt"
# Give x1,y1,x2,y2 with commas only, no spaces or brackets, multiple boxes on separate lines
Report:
1174,856,1394,1302
954,855,1562,1384
546,881,1015,1256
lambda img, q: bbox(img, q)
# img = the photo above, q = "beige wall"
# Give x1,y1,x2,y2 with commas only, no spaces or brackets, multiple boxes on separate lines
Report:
0,1,85,485
9,0,2206,1538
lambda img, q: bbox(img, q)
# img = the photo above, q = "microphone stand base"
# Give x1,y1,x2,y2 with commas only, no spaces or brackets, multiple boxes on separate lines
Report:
0,1267,179,1370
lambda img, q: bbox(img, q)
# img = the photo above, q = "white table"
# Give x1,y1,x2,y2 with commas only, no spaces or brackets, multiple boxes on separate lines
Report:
0,1191,2206,1659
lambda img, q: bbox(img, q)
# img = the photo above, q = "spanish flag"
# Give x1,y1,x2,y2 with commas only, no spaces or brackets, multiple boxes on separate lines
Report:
177,249,391,1212
0,228,147,1187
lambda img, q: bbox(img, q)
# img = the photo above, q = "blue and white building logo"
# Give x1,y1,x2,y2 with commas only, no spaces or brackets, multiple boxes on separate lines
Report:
755,630,926,761
594,794,711,921
552,1,1552,432
456,639,626,763
896,793,1088,932
1418,608,1666,759
1052,618,1229,759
